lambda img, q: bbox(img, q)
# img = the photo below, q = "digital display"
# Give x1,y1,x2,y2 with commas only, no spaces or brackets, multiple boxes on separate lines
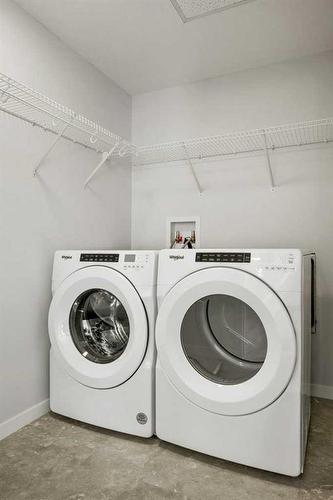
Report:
196,252,251,263
80,253,119,262
124,254,136,263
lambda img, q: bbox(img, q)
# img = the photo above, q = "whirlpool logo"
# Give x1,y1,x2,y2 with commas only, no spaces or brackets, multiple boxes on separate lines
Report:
61,255,72,260
169,255,184,260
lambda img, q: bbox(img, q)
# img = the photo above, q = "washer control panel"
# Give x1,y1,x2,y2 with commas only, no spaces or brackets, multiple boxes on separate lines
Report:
196,252,251,263
80,253,119,263
123,253,150,270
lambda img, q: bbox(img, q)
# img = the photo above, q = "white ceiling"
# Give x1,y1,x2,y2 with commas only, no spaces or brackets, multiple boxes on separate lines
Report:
14,0,333,95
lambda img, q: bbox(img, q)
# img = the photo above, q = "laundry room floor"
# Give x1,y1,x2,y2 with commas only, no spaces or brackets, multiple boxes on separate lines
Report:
0,398,332,500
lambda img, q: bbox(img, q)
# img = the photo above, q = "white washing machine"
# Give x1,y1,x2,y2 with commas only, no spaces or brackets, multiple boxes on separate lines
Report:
48,250,157,437
155,249,316,476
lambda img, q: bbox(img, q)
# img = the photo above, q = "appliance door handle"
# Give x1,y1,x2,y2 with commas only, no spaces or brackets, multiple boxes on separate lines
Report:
311,256,317,334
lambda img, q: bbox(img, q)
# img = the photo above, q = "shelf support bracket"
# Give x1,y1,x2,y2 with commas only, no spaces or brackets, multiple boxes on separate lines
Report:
183,144,203,194
263,133,277,191
33,121,71,177
84,142,119,189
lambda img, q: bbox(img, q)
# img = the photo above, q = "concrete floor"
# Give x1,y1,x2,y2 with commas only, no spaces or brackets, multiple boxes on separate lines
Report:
0,398,332,500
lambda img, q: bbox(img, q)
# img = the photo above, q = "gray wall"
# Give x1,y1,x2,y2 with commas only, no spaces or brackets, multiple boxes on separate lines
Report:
0,0,132,436
132,51,333,398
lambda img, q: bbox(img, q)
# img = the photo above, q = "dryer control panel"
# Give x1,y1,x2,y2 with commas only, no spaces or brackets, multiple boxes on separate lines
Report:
196,252,251,263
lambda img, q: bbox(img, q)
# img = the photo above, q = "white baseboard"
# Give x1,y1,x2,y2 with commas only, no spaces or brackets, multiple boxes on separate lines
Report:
311,384,333,400
0,399,50,441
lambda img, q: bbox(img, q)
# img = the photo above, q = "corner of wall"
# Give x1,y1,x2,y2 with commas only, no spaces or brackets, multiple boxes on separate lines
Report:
0,399,50,441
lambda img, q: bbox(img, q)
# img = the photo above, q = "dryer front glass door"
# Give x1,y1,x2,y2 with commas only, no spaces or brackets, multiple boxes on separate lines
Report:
69,289,130,364
156,267,296,416
181,294,267,385
49,266,148,389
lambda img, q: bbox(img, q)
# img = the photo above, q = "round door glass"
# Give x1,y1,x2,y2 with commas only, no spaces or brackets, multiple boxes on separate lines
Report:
69,289,130,364
181,294,267,385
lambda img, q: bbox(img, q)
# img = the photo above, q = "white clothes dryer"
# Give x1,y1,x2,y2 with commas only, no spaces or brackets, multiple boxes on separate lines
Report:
155,249,316,475
48,250,157,437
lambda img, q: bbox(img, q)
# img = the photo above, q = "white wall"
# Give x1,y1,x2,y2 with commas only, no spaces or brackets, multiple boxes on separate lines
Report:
0,0,132,437
132,51,333,396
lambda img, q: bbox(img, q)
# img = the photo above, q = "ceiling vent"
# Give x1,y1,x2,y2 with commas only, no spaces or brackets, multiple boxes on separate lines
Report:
170,0,256,22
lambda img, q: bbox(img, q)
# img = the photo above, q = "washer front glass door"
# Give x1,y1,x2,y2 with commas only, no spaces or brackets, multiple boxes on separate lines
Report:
69,289,130,364
181,294,267,385
49,266,148,389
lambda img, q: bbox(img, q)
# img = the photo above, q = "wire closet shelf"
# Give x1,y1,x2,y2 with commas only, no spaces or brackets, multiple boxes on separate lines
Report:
0,72,134,158
1,72,332,190
135,118,333,166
